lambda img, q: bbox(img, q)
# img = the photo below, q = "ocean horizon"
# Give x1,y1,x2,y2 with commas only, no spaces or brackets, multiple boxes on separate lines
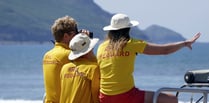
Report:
0,42,209,102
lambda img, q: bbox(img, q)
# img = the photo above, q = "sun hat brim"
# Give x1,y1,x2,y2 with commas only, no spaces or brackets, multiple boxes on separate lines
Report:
68,38,99,60
103,20,139,31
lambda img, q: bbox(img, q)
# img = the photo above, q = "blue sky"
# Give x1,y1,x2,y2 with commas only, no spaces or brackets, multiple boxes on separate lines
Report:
94,0,209,43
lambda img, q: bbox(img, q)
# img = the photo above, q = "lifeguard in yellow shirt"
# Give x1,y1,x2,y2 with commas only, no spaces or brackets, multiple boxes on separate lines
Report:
97,13,200,103
60,33,100,103
42,16,92,103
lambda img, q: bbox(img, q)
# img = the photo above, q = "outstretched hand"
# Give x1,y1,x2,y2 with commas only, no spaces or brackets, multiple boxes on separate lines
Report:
185,32,201,50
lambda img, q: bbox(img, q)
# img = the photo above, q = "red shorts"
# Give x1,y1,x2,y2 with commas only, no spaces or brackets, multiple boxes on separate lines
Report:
99,87,145,103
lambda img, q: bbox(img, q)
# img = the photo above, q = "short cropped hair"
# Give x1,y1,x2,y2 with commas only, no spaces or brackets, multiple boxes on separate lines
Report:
51,16,78,42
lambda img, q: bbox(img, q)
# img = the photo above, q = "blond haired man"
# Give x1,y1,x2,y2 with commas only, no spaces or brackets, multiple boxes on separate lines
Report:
43,16,90,103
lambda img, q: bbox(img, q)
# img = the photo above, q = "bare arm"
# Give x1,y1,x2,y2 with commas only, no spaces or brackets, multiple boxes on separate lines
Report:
143,32,201,55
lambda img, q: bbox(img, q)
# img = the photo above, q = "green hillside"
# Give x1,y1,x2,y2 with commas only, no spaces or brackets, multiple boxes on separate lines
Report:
144,25,186,43
0,0,147,42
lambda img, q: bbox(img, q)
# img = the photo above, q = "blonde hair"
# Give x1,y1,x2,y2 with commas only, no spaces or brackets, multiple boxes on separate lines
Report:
106,28,130,51
51,16,77,42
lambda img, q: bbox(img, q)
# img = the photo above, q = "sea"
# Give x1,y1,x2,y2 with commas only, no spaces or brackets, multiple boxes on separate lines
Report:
0,42,209,103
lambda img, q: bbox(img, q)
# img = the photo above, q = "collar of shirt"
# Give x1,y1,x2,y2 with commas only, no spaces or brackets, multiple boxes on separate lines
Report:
55,42,70,50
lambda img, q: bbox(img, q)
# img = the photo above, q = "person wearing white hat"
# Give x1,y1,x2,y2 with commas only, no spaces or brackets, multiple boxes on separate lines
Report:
60,33,100,103
97,13,201,103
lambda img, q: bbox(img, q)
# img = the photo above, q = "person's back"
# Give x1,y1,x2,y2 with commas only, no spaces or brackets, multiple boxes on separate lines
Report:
59,33,100,103
97,38,146,95
60,58,99,103
42,16,78,103
43,42,70,102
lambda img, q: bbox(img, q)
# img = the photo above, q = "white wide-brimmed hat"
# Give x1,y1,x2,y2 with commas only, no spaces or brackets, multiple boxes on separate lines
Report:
103,13,139,31
68,33,99,60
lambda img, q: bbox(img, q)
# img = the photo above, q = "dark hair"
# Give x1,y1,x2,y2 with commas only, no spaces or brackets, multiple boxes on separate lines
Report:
106,28,130,51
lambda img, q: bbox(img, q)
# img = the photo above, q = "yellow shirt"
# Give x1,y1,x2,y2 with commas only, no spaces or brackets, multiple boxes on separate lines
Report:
97,38,146,95
43,42,70,103
60,58,100,103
